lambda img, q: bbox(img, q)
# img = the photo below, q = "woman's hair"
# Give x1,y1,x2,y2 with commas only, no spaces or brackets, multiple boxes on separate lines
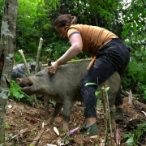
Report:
54,14,77,27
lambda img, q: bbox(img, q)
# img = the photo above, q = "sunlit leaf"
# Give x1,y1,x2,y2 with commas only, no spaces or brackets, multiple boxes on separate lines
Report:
125,135,134,145
85,83,97,86
95,91,101,96
104,87,110,92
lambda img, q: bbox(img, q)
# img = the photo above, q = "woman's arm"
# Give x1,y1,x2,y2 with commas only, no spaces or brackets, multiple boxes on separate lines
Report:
48,33,83,74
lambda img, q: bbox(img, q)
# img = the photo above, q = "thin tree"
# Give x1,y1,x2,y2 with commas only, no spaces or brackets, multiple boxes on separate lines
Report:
0,0,18,145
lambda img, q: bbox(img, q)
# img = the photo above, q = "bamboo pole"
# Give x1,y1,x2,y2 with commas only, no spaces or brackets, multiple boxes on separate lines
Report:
18,50,30,76
101,87,108,145
104,85,114,146
18,50,39,107
42,58,92,67
35,38,43,73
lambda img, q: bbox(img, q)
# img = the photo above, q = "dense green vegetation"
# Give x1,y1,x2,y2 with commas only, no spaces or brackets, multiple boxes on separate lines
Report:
0,0,146,99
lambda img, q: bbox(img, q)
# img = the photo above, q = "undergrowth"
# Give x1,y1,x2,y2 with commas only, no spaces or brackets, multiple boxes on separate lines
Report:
8,80,33,103
122,120,146,146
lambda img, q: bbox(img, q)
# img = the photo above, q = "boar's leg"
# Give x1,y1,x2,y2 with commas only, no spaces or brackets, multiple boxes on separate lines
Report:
47,102,63,124
108,91,118,131
110,107,116,130
44,97,49,120
62,99,74,131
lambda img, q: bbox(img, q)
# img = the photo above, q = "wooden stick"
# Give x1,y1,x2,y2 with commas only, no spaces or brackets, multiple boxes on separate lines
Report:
29,128,44,146
42,58,92,67
133,98,146,112
9,128,36,142
35,38,43,73
18,50,39,108
101,87,108,145
18,50,30,76
9,128,29,141
33,38,43,108
104,84,113,146
67,58,92,64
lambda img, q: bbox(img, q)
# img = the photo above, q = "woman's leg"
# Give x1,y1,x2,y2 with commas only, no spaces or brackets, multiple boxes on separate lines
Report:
80,57,116,122
80,39,130,131
80,57,116,136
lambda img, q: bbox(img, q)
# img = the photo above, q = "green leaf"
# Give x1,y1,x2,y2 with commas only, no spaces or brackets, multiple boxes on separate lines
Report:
9,133,14,138
8,80,33,103
137,21,143,29
122,23,131,37
125,135,134,145
30,131,37,137
5,122,10,129
133,11,139,19
85,83,97,86
133,22,137,35
104,87,110,92
95,91,101,96
56,0,60,6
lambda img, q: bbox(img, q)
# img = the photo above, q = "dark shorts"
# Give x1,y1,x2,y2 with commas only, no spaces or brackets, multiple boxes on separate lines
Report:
80,38,130,118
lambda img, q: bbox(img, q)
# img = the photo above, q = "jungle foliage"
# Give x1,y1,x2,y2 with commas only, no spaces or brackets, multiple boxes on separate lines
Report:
0,0,146,99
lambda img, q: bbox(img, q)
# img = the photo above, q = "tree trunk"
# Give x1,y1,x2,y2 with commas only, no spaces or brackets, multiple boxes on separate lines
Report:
0,0,18,145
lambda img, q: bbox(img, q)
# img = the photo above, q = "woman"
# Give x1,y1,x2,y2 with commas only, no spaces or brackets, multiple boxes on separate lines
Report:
48,14,130,137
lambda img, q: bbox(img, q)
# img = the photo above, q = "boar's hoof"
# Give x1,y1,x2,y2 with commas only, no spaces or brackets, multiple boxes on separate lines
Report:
63,121,69,132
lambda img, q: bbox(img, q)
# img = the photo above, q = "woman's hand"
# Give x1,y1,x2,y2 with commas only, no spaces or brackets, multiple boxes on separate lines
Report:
48,62,58,74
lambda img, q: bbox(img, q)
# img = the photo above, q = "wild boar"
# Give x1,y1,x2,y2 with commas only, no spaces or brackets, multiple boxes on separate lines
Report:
16,60,121,131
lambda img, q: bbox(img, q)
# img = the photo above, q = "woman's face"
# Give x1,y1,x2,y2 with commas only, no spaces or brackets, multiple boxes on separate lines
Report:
55,25,69,38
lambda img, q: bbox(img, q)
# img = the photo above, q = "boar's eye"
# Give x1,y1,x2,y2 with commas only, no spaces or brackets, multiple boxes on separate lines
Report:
35,74,43,77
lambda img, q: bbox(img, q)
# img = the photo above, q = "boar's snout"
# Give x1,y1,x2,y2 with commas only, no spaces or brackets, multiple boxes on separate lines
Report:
16,77,34,95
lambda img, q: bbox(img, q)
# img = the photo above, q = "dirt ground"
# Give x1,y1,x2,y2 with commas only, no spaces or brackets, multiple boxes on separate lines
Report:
5,96,146,146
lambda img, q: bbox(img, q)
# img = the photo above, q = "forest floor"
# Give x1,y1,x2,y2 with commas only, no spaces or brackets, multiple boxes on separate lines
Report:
5,96,146,146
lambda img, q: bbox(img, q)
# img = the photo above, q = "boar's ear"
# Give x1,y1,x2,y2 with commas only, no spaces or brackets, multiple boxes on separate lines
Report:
16,78,21,84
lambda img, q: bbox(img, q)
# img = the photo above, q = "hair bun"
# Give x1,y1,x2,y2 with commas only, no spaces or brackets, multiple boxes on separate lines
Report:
54,14,77,27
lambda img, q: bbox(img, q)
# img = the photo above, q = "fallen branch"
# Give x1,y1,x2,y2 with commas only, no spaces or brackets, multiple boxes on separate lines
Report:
29,128,45,146
133,98,146,112
9,128,36,142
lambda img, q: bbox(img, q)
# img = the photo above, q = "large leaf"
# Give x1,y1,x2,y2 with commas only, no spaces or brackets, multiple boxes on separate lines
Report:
125,135,134,145
122,23,131,37
133,22,137,35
